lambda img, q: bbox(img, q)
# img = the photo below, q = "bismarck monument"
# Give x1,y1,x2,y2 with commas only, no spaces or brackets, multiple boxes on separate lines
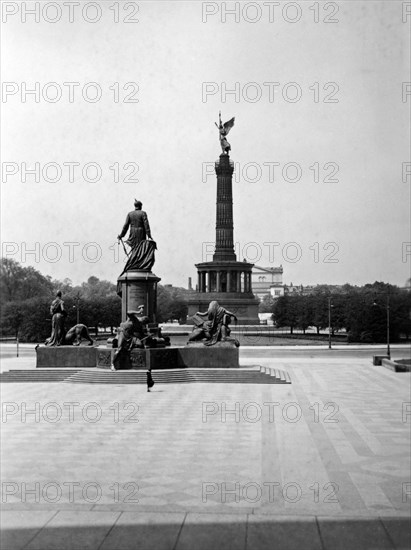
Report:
36,117,247,369
116,199,160,325
187,112,260,325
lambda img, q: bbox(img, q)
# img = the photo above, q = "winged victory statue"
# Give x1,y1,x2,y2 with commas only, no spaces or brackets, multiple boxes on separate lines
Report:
215,111,235,154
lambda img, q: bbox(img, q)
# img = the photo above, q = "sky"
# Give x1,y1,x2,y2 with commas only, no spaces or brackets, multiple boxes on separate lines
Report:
1,0,410,289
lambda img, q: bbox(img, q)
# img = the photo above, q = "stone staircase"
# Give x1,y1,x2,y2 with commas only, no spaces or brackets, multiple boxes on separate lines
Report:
0,366,291,384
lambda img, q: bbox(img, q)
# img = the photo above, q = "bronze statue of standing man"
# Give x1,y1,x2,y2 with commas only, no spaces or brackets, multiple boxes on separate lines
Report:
118,199,152,251
117,199,157,274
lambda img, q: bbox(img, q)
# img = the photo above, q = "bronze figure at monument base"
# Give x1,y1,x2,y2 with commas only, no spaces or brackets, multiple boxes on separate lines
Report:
45,291,66,346
111,307,167,371
45,291,94,347
64,324,94,346
188,300,240,347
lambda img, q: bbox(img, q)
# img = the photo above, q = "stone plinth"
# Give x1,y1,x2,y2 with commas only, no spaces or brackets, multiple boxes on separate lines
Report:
117,270,160,323
97,345,239,369
372,355,390,366
96,347,179,370
36,346,97,368
36,345,239,369
381,358,411,372
178,341,239,368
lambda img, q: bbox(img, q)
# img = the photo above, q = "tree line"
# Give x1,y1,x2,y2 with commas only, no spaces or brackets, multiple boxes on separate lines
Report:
0,259,189,342
260,282,411,342
2,258,410,343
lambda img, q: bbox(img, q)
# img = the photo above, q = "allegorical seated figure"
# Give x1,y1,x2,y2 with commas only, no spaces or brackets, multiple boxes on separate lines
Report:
188,300,239,347
111,306,154,370
64,324,94,346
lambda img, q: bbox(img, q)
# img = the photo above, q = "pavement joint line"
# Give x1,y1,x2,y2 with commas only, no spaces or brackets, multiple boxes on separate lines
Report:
172,511,188,550
96,510,123,550
315,515,326,550
21,509,59,550
378,517,399,550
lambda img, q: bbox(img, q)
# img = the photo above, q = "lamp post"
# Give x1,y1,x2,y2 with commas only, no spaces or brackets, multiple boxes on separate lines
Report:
373,294,390,359
73,293,80,324
386,294,390,358
328,296,333,349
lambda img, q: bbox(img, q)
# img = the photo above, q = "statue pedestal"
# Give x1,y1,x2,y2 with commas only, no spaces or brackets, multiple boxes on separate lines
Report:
117,270,160,323
179,341,239,368
98,343,239,369
36,346,97,368
36,344,240,369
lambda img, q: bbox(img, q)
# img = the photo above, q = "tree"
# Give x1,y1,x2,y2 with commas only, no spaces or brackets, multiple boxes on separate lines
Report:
156,285,189,323
296,296,312,333
273,295,298,333
1,300,25,338
329,294,346,335
0,258,25,302
259,294,275,313
80,276,117,299
1,297,51,342
309,293,328,334
100,295,122,334
0,258,53,303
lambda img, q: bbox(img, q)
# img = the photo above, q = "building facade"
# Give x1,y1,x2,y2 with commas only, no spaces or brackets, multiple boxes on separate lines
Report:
252,265,284,301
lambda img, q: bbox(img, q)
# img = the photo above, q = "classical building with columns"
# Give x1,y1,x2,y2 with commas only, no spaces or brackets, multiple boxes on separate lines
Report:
252,265,284,301
187,152,260,324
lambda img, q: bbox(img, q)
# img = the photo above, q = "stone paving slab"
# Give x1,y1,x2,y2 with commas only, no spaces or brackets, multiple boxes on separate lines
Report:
247,515,322,550
317,517,396,550
176,512,247,550
0,511,56,550
24,511,120,550
99,511,185,550
380,517,411,549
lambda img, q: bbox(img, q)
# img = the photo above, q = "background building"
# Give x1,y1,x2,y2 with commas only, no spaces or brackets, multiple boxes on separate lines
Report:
252,266,284,301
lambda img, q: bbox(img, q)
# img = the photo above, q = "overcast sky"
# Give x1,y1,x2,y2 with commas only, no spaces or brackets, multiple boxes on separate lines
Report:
1,0,410,289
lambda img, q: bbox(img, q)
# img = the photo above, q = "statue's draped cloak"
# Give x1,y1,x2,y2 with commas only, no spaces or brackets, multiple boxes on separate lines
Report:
117,240,157,295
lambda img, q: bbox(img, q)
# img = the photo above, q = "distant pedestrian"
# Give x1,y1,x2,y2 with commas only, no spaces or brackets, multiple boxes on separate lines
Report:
147,369,155,392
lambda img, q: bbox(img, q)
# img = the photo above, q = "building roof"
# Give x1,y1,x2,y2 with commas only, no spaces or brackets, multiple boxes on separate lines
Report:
252,265,283,274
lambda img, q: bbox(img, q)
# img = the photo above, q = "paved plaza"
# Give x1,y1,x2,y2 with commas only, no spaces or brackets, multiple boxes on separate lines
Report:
1,347,410,549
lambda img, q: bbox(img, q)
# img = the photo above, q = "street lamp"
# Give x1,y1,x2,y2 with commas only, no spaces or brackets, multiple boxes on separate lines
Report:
73,293,80,324
328,296,334,349
373,294,390,359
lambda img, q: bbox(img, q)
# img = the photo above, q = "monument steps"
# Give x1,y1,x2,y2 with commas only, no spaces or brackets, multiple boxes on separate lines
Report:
261,366,291,383
0,369,83,382
0,367,291,384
